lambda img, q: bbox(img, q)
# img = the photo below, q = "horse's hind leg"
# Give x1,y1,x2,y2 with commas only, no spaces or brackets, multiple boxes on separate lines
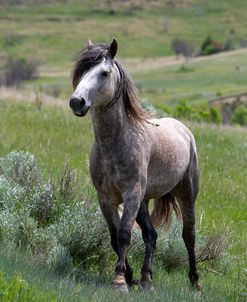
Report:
180,199,201,290
98,193,134,289
136,199,157,291
174,158,202,290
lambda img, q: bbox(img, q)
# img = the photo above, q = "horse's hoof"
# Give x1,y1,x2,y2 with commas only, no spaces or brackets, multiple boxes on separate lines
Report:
192,282,203,292
126,278,139,288
139,280,155,292
113,275,129,294
114,283,129,294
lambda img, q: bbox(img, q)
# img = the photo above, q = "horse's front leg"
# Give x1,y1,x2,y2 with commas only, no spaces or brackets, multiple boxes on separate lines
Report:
136,199,157,291
113,188,142,293
98,193,134,287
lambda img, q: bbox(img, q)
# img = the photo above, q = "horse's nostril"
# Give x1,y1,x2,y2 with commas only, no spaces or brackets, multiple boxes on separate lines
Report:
80,98,86,107
69,97,86,109
69,97,78,108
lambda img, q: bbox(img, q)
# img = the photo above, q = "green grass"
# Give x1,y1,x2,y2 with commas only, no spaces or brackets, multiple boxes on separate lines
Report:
1,0,247,68
0,99,246,301
134,52,247,105
0,100,92,176
1,0,247,107
0,244,244,302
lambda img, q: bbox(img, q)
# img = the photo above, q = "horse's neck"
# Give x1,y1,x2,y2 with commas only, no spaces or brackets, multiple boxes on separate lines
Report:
92,96,130,150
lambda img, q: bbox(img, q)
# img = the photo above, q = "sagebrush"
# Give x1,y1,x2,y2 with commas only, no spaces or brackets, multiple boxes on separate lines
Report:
0,151,229,278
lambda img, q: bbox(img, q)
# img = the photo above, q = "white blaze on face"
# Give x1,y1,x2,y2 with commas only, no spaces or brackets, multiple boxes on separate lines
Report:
72,58,113,108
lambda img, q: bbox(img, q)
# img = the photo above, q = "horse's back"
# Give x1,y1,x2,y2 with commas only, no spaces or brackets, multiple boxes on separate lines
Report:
147,117,196,154
149,117,195,142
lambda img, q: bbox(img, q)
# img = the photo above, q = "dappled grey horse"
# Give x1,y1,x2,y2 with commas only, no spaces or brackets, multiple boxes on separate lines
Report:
69,39,201,293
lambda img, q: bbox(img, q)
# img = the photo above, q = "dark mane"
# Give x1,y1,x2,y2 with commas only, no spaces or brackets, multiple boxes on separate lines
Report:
72,43,150,123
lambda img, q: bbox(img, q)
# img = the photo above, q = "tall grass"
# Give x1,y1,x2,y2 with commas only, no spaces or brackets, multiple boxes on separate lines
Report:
0,100,246,301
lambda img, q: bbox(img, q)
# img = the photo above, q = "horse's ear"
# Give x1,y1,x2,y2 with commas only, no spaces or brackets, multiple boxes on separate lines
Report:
109,38,118,59
87,38,94,47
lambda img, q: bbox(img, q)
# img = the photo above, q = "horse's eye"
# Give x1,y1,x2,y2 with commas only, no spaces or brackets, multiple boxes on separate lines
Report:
102,71,110,77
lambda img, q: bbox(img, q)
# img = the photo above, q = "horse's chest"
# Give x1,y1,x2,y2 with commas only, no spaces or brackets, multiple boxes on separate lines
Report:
102,155,139,182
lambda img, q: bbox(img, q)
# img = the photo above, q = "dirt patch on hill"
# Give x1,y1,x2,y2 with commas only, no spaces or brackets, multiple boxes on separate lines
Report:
122,48,247,73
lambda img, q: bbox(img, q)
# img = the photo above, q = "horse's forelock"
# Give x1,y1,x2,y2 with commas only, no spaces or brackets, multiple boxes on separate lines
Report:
72,43,110,89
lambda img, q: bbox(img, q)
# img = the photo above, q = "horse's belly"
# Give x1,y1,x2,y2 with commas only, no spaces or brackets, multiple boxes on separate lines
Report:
145,173,180,199
145,150,190,199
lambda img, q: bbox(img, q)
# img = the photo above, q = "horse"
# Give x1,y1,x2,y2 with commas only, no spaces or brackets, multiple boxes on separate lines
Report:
69,38,201,293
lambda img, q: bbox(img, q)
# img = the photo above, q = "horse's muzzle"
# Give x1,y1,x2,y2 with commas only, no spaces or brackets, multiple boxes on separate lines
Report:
69,97,90,117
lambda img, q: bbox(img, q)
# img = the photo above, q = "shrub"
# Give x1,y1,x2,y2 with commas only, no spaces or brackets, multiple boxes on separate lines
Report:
0,151,230,277
3,31,22,47
0,177,23,212
171,39,194,58
47,244,73,276
173,99,193,120
141,99,169,118
173,100,222,124
232,105,247,126
209,106,221,124
223,37,234,51
200,36,223,56
0,57,38,87
0,151,41,189
33,183,54,225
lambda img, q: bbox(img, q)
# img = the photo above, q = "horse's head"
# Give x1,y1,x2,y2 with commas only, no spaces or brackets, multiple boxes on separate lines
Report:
69,39,119,117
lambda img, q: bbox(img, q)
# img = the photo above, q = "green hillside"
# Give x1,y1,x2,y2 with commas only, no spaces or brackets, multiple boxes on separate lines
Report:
1,0,247,66
1,0,247,107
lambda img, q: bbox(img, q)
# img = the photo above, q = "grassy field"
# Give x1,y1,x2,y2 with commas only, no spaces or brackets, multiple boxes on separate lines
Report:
0,246,243,302
134,50,247,105
1,0,247,64
1,0,247,105
0,99,246,301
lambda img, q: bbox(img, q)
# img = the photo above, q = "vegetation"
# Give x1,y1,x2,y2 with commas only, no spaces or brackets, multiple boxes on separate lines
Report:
0,0,247,122
0,57,38,87
134,51,247,106
0,271,57,302
0,100,246,301
232,105,247,126
171,38,194,58
200,35,224,56
0,0,247,66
